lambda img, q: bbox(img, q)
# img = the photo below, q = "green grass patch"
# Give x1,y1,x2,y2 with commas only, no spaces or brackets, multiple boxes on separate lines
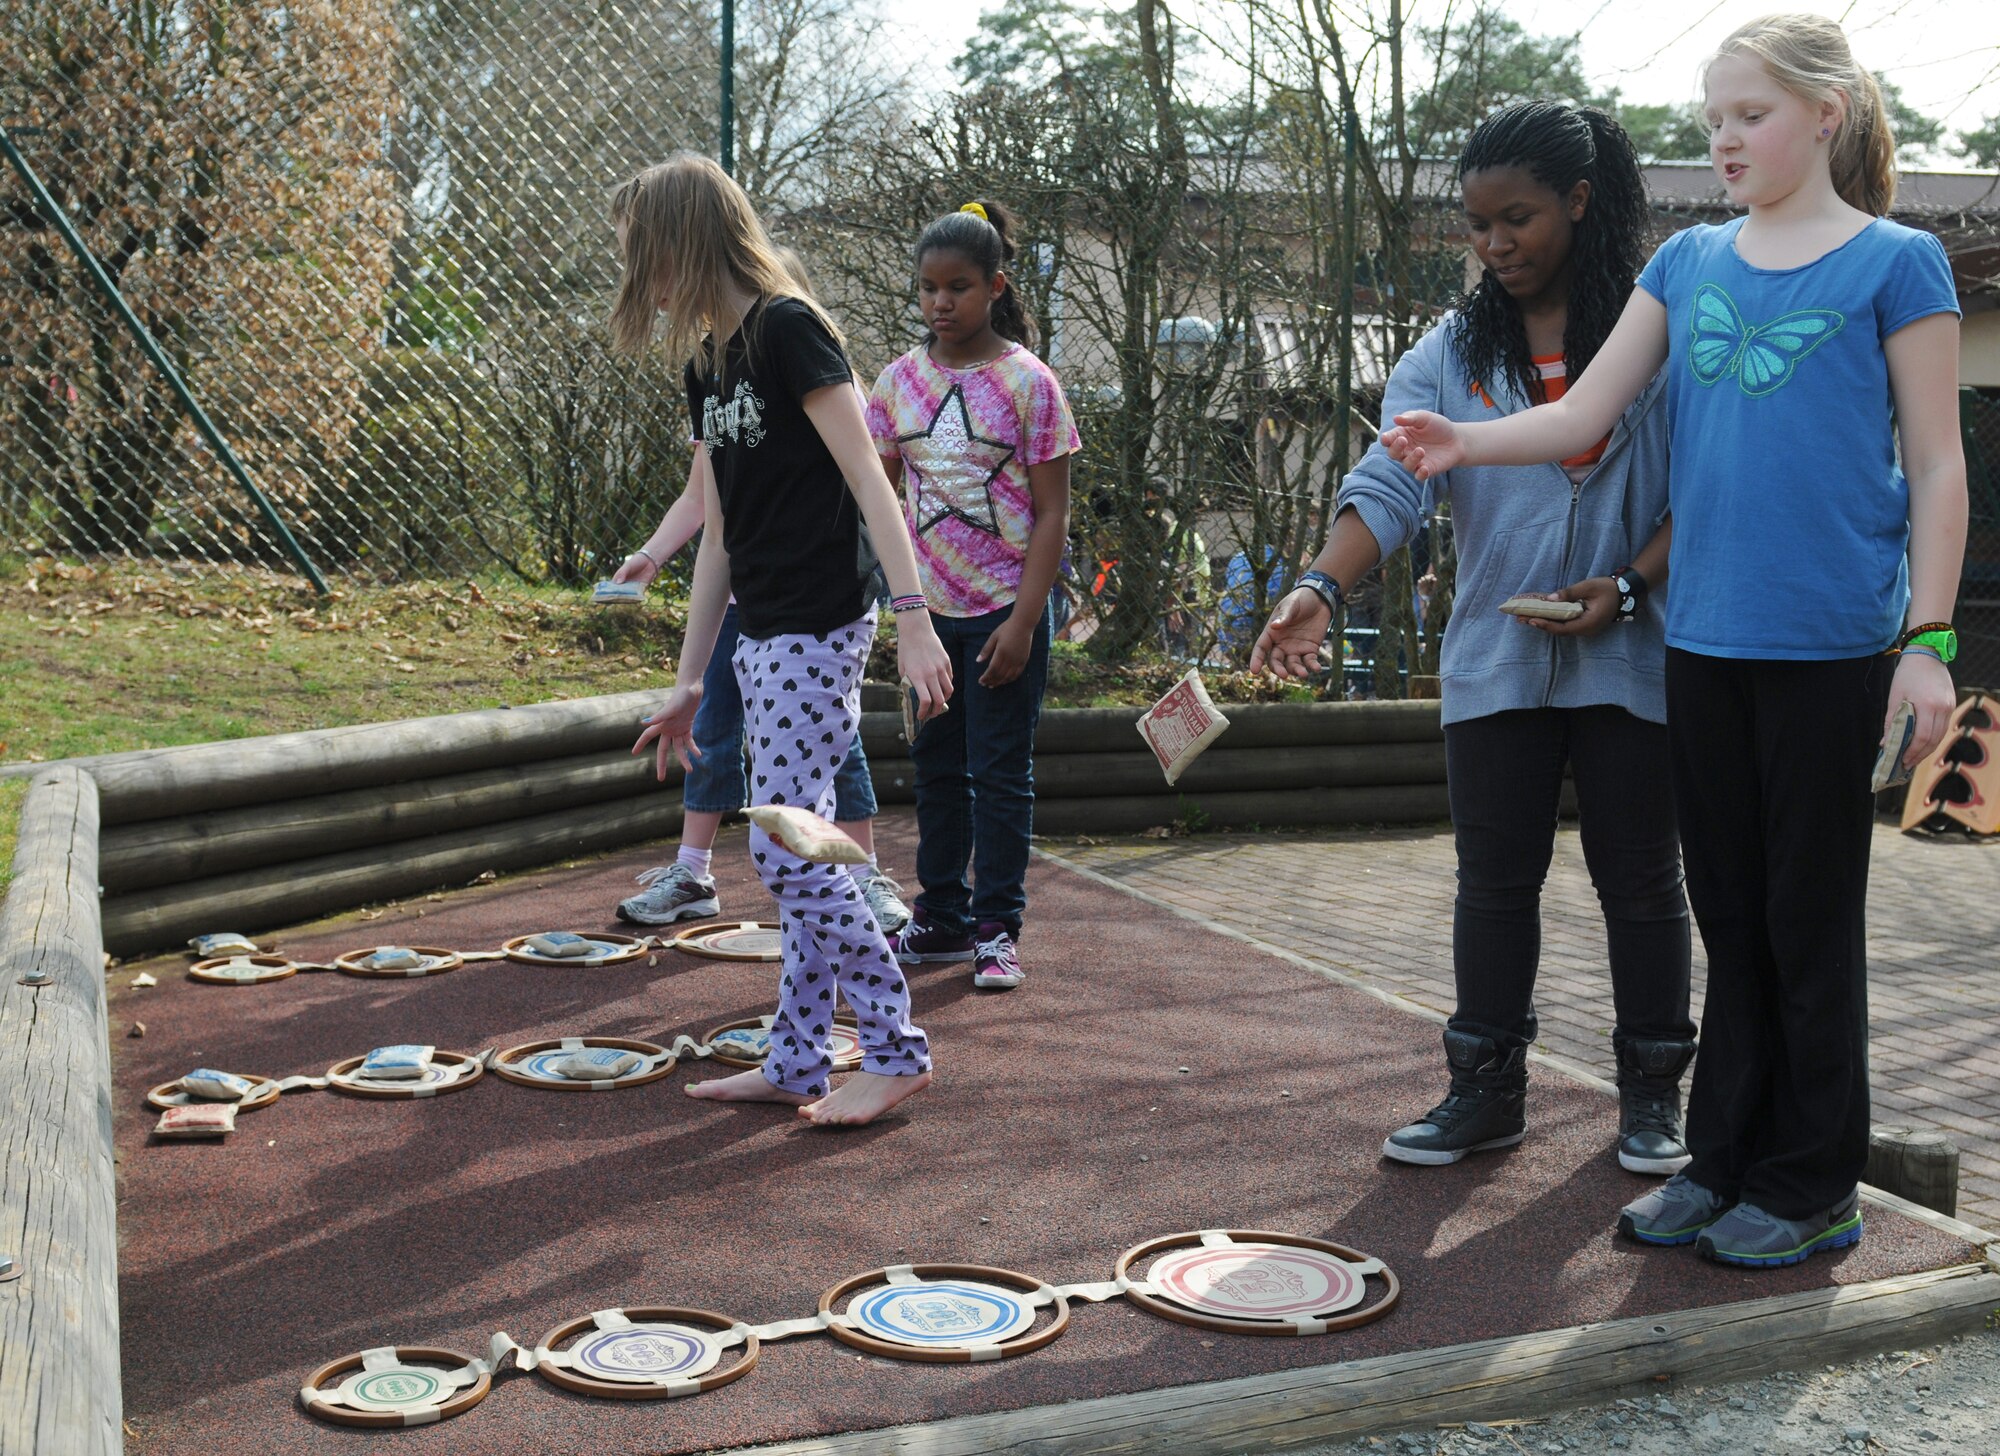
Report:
1,561,688,764
0,776,25,905
3,559,1322,768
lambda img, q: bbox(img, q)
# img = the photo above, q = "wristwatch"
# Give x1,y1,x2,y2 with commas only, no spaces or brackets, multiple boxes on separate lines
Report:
1297,570,1344,621
1897,622,1957,664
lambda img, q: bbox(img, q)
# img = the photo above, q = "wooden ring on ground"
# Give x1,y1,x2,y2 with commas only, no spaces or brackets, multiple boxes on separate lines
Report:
1112,1230,1399,1337
502,932,650,967
301,1345,491,1428
533,1306,757,1399
146,1073,283,1113
669,920,783,962
702,1013,862,1072
334,946,466,979
324,1049,485,1099
817,1263,1069,1363
491,1037,678,1091
188,954,297,985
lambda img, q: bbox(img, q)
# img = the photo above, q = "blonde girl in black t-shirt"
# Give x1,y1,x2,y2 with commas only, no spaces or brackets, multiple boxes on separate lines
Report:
614,153,952,1128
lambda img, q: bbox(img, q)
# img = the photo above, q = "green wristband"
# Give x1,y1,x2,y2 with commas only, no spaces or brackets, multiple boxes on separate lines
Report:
1904,628,1957,664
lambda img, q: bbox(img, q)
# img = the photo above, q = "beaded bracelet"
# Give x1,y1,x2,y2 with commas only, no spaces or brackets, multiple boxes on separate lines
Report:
888,594,928,614
631,546,662,570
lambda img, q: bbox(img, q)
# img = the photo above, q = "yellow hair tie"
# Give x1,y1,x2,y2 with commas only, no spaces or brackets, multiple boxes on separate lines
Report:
959,202,989,222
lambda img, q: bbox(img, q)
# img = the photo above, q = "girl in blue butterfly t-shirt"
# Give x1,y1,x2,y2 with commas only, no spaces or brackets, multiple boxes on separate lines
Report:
1381,12,1966,1269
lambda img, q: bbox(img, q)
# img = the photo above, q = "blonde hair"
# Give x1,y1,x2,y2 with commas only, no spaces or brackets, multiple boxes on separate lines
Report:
1709,13,1896,215
608,153,845,374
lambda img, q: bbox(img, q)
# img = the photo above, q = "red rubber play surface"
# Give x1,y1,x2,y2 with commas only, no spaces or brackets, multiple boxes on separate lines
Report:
112,815,1975,1455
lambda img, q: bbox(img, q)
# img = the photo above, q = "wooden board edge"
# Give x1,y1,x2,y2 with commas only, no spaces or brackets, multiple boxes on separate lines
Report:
705,1266,2000,1456
1857,1182,2000,1247
0,765,122,1456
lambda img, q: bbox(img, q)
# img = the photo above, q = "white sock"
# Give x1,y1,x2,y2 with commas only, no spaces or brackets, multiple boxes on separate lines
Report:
847,854,879,884
677,844,713,879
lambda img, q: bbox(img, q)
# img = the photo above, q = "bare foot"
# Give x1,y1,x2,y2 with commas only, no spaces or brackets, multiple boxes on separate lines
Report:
797,1070,932,1127
685,1069,813,1105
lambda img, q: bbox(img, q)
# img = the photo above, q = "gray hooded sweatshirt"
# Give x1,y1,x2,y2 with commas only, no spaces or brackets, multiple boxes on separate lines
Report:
1337,318,1672,727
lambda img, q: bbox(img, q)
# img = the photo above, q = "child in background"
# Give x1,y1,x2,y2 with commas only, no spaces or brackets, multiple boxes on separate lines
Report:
610,250,910,936
1383,14,1966,1264
868,201,1077,991
1253,100,1695,1177
617,153,953,1126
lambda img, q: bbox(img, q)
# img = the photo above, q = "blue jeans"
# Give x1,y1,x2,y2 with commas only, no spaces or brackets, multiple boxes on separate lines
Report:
684,603,878,819
909,602,1051,937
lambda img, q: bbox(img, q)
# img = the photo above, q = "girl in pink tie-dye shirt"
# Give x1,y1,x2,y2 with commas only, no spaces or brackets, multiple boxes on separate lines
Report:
867,200,1079,993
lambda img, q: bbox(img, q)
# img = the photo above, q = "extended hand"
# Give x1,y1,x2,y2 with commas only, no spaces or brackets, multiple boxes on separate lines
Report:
1250,587,1333,680
1379,411,1465,481
1888,651,1956,770
634,684,702,780
612,552,660,587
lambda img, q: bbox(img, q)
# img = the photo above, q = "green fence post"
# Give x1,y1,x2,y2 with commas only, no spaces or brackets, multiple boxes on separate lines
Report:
0,121,331,595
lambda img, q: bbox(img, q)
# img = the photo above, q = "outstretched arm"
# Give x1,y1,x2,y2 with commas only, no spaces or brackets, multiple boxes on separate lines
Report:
634,449,732,779
1382,290,1670,479
801,382,954,717
613,460,708,586
1884,311,1968,766
1250,508,1384,679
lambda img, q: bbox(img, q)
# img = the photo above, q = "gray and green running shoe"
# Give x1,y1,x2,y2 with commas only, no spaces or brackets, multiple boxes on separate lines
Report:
1696,1190,1863,1268
1617,1173,1728,1246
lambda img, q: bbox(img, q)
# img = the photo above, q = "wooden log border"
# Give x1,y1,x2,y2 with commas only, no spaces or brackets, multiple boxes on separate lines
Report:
0,767,120,1456
712,1263,2000,1456
17,692,1457,957
0,708,1994,1456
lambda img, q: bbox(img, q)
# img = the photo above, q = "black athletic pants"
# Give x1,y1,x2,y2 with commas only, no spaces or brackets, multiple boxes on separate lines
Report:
1667,648,1889,1219
1443,705,1695,1056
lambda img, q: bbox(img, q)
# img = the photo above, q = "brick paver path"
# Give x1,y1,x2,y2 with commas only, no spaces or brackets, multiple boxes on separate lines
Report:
1044,823,2000,1231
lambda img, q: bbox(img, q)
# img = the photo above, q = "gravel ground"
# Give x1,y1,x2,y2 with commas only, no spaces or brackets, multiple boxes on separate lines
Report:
1297,1329,2000,1455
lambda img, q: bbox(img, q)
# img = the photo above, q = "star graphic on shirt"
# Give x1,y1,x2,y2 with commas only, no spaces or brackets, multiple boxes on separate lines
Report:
898,384,1014,538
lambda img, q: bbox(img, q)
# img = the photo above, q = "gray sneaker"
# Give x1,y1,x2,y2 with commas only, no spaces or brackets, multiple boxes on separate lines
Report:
1617,1173,1729,1247
858,870,912,934
1697,1189,1863,1268
616,863,719,925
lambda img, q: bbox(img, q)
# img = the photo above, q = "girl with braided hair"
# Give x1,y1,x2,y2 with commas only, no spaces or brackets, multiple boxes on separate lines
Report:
1255,100,1697,1174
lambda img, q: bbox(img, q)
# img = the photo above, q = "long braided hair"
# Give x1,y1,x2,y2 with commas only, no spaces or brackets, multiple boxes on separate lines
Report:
1449,101,1648,407
914,200,1039,350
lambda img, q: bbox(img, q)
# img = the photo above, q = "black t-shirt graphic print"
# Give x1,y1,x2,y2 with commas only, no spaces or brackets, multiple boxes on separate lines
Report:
684,296,872,639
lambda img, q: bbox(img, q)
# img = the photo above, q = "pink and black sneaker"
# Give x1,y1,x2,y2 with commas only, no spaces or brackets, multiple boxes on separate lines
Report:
972,922,1024,990
893,916,975,964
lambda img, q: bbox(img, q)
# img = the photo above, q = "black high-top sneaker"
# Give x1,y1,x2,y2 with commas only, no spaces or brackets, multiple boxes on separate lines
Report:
1382,1029,1528,1166
1614,1037,1696,1175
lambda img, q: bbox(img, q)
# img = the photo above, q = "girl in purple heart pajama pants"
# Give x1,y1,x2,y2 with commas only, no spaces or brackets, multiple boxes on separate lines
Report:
735,613,931,1097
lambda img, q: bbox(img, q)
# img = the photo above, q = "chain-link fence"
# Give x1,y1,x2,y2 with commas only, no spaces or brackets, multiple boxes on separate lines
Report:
3,1,1996,692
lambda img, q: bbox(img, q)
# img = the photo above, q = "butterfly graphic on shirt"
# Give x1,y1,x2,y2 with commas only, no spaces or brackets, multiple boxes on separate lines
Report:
1688,283,1845,398
896,383,1014,538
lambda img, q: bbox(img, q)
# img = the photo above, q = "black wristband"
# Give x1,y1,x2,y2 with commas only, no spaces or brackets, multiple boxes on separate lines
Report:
1611,566,1647,623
